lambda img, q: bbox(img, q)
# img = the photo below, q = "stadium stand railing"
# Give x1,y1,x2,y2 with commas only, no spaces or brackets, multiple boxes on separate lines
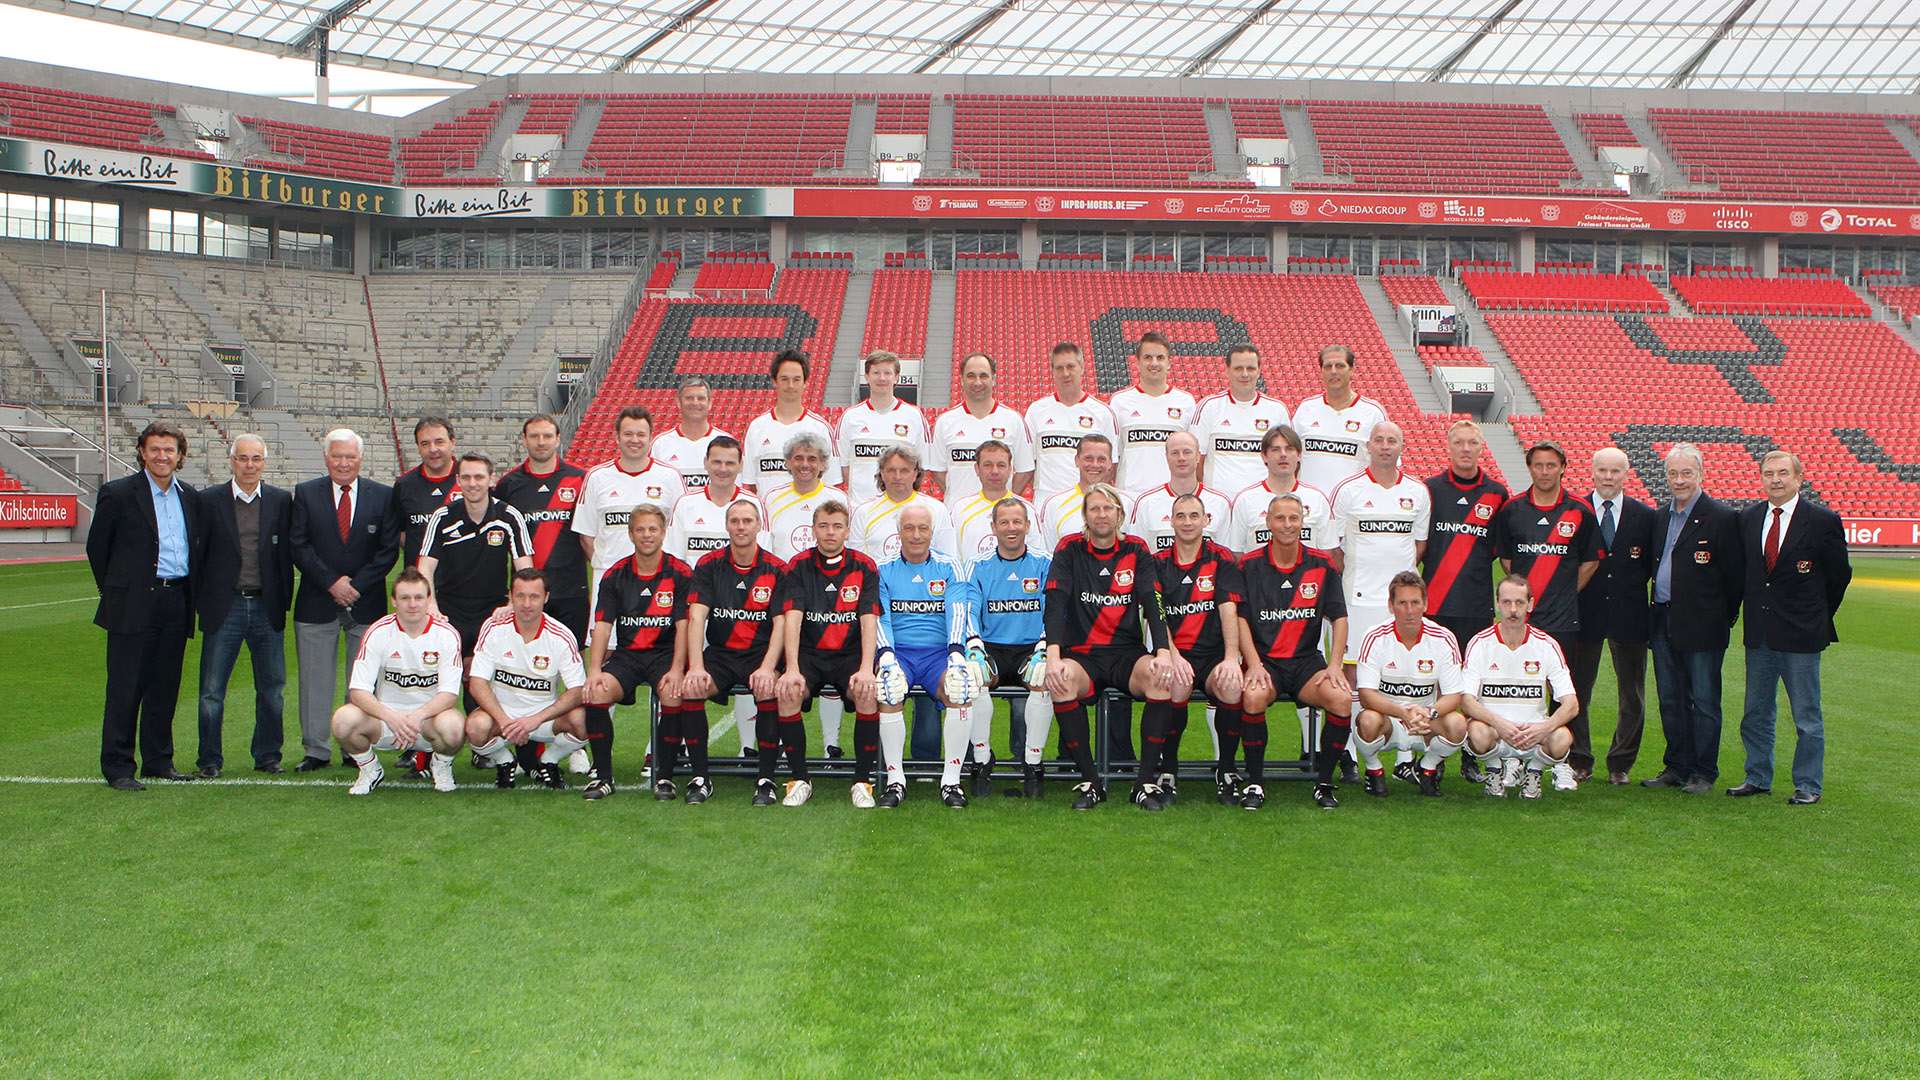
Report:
240,116,395,182
1669,274,1871,317
1649,108,1920,204
1294,100,1613,196
1458,270,1667,313
943,94,1231,188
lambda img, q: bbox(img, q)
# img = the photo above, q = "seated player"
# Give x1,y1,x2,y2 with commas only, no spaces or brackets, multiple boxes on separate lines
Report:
330,569,466,795
666,435,770,759
1237,493,1353,811
1155,492,1247,807
1463,576,1580,800
1353,571,1469,798
1039,483,1178,811
875,504,979,808
581,506,692,801
464,569,588,791
961,497,1053,798
681,497,787,806
772,500,883,807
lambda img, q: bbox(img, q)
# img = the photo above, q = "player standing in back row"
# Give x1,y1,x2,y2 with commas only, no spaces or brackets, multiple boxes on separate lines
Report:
389,416,460,568
1294,344,1387,494
496,414,590,644
573,405,685,615
744,349,841,490
1110,332,1197,497
1228,425,1330,554
1024,342,1116,506
931,352,1035,507
650,376,730,492
837,349,928,505
1193,344,1291,497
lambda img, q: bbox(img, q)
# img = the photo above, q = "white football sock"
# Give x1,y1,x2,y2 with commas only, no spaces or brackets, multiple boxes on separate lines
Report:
1353,729,1386,772
541,734,587,764
820,695,844,748
879,712,906,787
1205,704,1221,758
1394,749,1415,766
1420,736,1463,771
734,694,755,752
351,749,377,767
1024,692,1053,765
969,694,994,764
940,706,968,786
473,736,515,766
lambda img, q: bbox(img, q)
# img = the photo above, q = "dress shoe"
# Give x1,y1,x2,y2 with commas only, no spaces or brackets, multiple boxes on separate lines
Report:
1788,790,1821,805
254,761,284,774
1640,770,1685,788
143,769,197,782
107,776,146,791
1572,767,1593,784
196,765,222,779
293,756,331,772
1680,776,1713,795
1608,771,1630,785
1725,783,1770,797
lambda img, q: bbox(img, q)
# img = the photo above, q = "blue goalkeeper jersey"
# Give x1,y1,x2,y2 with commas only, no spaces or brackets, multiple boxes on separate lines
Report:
963,548,1051,646
876,552,968,651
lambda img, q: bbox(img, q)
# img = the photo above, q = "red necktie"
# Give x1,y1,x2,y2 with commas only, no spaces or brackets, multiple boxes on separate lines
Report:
337,484,353,543
1764,506,1782,573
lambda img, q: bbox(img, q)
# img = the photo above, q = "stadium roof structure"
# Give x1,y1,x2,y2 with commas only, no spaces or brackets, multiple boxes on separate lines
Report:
13,0,1920,93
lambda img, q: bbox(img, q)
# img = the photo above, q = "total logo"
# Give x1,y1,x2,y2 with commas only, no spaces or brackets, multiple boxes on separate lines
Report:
1820,208,1842,232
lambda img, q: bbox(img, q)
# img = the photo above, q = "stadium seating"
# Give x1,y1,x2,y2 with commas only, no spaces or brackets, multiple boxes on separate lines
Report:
1871,284,1920,323
1379,275,1449,309
644,254,680,292
398,101,503,183
1459,271,1666,313
951,269,1498,481
863,268,930,357
514,93,580,135
873,94,930,135
1669,275,1870,317
0,82,209,159
240,116,395,182
1649,109,1920,203
0,466,26,493
1575,113,1638,147
691,252,775,295
548,94,864,185
569,269,850,462
1296,100,1606,195
944,95,1230,188
1227,99,1286,140
1491,312,1920,516
1418,344,1487,370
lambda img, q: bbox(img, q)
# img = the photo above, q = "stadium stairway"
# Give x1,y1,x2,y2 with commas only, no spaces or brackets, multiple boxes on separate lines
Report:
1281,102,1326,181
1357,276,1448,414
484,276,575,410
1477,419,1533,484
1622,112,1715,193
920,272,956,410
1439,277,1543,414
826,270,873,407
1547,110,1615,189
470,98,530,176
548,97,604,175
1891,116,1920,170
1870,289,1920,354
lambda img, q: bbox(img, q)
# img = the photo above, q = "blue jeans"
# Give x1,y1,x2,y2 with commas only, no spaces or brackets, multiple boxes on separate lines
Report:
1648,606,1725,782
197,595,288,769
1741,647,1825,795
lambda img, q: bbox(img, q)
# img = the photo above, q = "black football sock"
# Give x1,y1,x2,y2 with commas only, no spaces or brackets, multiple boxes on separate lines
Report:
1315,709,1352,783
1139,700,1173,782
655,704,681,782
1216,703,1243,775
780,714,809,780
757,710,786,781
1241,708,1268,783
1057,698,1098,783
679,704,709,779
854,713,881,784
585,704,615,783
515,740,542,772
1163,700,1190,774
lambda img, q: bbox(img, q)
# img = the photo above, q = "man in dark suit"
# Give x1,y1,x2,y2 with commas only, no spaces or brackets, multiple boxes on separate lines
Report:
290,428,399,771
1730,451,1851,805
1644,443,1745,795
1572,447,1657,785
193,434,294,777
88,420,201,789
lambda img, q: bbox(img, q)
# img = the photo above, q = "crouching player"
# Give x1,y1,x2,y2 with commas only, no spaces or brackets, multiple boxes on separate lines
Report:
681,497,787,806
873,505,981,808
1353,571,1468,798
962,497,1052,798
1463,575,1579,799
1039,483,1178,811
331,569,466,794
582,506,692,801
465,569,587,790
1155,492,1246,807
772,500,883,808
1236,493,1352,811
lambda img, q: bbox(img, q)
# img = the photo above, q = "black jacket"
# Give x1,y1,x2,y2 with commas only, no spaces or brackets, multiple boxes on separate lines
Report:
194,481,295,633
290,475,400,626
1651,493,1745,652
86,470,201,636
1577,493,1657,644
1740,499,1851,653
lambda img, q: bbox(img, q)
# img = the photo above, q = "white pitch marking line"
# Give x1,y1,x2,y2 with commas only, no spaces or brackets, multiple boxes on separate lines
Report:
0,596,91,612
0,774,519,791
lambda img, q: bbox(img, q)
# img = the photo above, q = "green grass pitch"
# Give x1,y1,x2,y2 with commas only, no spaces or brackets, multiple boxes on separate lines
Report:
2,556,1918,1077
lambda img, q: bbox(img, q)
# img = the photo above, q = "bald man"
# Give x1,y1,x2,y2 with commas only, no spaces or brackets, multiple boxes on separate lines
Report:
1572,446,1657,784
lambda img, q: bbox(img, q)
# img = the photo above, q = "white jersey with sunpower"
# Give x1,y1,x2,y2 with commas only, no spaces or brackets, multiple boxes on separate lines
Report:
469,612,586,718
1228,479,1332,553
851,491,956,562
951,490,1035,561
650,425,731,492
1127,484,1233,553
1329,469,1431,611
1294,394,1388,494
1036,484,1135,553
763,481,843,562
836,399,929,504
350,614,465,711
741,409,841,490
1356,619,1465,709
1464,625,1574,726
929,402,1034,506
1024,394,1116,506
571,458,686,575
1108,385,1197,496
665,487,771,563
1192,391,1292,495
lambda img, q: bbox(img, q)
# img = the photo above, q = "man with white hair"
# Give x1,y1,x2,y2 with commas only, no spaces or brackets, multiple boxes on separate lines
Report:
1572,446,1657,785
290,428,400,772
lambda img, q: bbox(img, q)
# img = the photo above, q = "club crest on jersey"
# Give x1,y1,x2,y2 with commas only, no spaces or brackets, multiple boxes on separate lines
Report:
1399,498,1414,510
423,651,440,665
1299,581,1318,600
1168,407,1182,420
655,590,674,608
1630,546,1643,558
1474,503,1493,520
533,655,550,671
646,486,662,498
1344,420,1361,432
1077,416,1093,429
557,487,576,503
1556,521,1576,538
752,584,773,604
894,424,909,437
1524,660,1540,674
1197,574,1214,592
840,584,862,603
1255,418,1269,431
1418,658,1434,673
1022,577,1040,593
486,531,504,545
928,579,946,596
1114,568,1134,588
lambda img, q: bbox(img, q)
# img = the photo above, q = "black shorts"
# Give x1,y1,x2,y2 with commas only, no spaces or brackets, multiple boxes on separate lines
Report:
1182,647,1228,699
443,605,498,658
1070,646,1147,698
601,648,675,706
1260,652,1329,701
545,594,590,650
798,650,861,710
984,642,1037,689
699,647,770,704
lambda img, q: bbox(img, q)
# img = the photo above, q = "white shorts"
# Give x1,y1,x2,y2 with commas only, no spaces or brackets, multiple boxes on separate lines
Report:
1493,732,1567,766
374,723,434,754
1344,604,1390,663
1383,716,1429,754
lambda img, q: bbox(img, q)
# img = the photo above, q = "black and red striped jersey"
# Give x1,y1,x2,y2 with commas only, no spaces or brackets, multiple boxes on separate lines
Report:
1153,540,1244,654
1493,491,1602,635
687,546,785,655
1422,469,1508,619
1043,533,1171,655
594,553,692,655
494,459,588,599
1239,545,1347,661
779,547,882,656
